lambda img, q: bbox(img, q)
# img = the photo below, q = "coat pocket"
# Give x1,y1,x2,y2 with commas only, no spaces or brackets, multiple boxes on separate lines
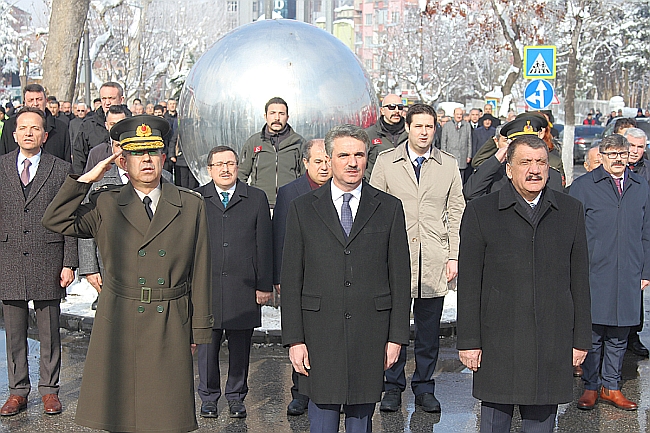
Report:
374,293,392,311
301,294,321,311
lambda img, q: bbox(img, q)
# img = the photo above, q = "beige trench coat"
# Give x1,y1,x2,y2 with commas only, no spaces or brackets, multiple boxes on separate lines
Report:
43,177,213,433
370,144,465,298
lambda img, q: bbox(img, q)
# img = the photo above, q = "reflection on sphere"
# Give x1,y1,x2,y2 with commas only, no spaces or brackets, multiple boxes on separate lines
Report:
178,19,379,185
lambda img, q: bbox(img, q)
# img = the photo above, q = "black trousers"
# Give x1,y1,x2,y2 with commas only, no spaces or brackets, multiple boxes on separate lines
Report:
174,165,198,189
480,402,557,433
197,328,253,402
2,299,61,398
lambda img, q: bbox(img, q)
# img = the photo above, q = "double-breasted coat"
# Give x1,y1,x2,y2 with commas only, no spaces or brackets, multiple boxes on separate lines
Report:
569,166,650,327
457,183,592,405
370,144,465,298
195,180,273,329
281,180,411,405
42,177,213,433
0,150,77,301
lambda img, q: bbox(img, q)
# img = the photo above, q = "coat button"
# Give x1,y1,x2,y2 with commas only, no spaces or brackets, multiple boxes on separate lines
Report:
344,250,350,255
23,252,29,256
344,281,351,287
138,250,146,257
158,250,166,257
345,313,351,319
412,237,417,243
222,272,228,276
223,242,229,247
157,305,164,313
23,230,30,234
223,214,228,218
157,278,165,285
139,277,146,284
137,306,145,313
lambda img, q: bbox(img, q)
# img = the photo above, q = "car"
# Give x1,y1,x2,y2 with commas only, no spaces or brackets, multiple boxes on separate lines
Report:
560,125,605,163
592,117,650,149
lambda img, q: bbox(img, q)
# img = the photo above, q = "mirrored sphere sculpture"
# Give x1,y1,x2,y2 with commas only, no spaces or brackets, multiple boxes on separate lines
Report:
178,19,379,185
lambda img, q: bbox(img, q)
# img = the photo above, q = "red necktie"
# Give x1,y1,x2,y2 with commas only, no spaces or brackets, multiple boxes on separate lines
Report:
614,178,622,196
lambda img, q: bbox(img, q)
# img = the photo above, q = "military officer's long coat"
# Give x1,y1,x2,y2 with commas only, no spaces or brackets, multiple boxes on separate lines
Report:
43,176,213,433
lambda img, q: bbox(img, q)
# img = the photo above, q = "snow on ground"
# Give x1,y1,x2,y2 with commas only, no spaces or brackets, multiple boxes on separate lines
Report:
60,278,458,332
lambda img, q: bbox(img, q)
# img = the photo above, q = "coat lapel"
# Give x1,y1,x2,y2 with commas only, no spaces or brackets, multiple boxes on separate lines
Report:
2,150,24,201
142,180,181,247
117,184,151,238
393,145,418,187
345,182,380,245
25,153,54,206
226,181,247,210
313,181,347,246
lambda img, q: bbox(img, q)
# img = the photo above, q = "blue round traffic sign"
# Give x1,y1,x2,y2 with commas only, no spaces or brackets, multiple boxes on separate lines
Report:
524,79,554,110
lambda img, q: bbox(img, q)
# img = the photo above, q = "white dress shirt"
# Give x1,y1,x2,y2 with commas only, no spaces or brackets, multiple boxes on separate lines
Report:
331,181,362,221
16,151,41,184
134,184,162,215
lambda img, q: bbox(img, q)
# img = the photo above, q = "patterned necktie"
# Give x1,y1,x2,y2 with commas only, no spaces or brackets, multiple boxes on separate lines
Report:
143,196,154,221
614,178,622,196
414,156,425,182
221,191,229,208
20,159,31,186
340,193,353,237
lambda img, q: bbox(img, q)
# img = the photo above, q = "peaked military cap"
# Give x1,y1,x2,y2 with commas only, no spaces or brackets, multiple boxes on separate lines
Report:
109,115,170,151
501,112,548,139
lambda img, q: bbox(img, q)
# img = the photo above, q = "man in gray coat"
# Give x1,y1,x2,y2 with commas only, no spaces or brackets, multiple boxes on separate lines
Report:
570,134,650,411
440,107,472,182
0,107,77,416
282,124,411,433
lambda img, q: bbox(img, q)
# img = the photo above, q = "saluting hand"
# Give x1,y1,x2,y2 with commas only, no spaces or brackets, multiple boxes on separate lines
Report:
78,151,121,184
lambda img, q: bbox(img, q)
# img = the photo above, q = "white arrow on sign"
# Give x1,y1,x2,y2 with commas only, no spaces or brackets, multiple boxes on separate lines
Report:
526,81,547,107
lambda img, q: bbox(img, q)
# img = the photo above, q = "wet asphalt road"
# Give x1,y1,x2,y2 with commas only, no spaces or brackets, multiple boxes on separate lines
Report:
0,320,649,433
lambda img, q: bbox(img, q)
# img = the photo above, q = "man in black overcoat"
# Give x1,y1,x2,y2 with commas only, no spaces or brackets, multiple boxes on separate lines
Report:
281,124,411,433
195,146,273,419
457,135,592,433
0,107,77,416
273,138,331,416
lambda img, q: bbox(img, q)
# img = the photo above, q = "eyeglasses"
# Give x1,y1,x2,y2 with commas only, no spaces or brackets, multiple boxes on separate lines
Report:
128,150,162,156
600,151,629,159
208,161,237,168
382,104,404,110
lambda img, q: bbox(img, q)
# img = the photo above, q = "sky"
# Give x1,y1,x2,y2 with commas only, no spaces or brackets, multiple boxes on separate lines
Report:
13,0,49,28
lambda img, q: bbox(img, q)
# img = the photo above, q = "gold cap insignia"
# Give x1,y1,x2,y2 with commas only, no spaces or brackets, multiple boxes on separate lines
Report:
136,124,152,137
523,121,533,133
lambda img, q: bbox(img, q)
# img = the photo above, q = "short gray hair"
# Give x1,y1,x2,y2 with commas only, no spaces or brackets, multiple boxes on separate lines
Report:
599,134,629,153
324,125,370,157
302,139,325,161
623,127,647,142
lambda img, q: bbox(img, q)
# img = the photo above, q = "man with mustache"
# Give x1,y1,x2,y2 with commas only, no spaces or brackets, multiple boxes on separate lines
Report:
238,97,305,207
365,94,409,181
570,134,650,411
458,134,591,433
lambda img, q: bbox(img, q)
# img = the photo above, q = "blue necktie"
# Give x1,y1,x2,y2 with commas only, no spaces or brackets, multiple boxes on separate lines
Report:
221,191,229,208
341,193,353,238
414,156,425,182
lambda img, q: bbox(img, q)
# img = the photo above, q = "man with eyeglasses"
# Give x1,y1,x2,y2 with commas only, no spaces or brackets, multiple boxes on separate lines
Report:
365,94,409,181
43,114,213,432
194,145,272,419
570,134,650,411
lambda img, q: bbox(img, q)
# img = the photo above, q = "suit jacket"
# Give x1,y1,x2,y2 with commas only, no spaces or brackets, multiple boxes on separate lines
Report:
371,144,465,298
457,183,591,405
42,176,212,432
272,174,312,285
281,180,411,405
196,180,273,329
0,150,77,301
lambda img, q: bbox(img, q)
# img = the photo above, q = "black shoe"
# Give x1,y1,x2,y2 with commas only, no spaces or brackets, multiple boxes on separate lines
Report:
379,388,401,412
228,400,247,418
628,339,650,357
415,393,441,413
200,401,218,418
91,297,98,310
287,398,308,416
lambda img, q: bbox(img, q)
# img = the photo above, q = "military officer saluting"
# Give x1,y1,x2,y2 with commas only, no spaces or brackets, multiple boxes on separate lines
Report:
43,115,213,433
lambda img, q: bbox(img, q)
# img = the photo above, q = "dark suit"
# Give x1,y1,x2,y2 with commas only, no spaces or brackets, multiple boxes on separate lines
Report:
195,180,273,403
281,180,410,428
0,150,77,398
0,112,71,162
273,174,315,403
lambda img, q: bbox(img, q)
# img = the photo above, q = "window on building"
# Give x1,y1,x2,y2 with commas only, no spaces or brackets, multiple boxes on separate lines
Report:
227,1,238,12
365,59,373,70
392,11,399,23
365,13,372,25
253,1,258,12
365,36,372,46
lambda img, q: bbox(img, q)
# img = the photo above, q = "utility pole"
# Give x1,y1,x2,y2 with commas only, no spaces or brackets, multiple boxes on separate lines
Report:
84,26,91,106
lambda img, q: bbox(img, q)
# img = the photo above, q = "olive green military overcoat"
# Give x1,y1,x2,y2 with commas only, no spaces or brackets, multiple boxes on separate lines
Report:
42,176,213,433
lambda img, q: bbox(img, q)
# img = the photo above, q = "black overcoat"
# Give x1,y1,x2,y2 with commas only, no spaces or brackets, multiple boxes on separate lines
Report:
281,180,411,405
0,112,71,162
0,150,77,301
196,180,273,329
457,183,592,405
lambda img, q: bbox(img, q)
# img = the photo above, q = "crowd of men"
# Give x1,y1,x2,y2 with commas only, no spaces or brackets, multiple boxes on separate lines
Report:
0,84,648,433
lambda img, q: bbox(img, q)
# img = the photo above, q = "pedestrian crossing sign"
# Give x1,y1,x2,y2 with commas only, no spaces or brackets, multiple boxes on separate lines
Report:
523,46,556,80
